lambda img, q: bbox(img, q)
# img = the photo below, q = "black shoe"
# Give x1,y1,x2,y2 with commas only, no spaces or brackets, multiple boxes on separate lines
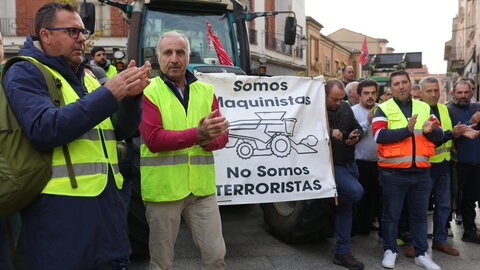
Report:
462,230,480,244
333,253,365,270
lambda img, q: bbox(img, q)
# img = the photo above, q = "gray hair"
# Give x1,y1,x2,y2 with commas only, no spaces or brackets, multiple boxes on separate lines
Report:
345,81,359,94
419,76,439,89
156,31,191,56
453,79,471,92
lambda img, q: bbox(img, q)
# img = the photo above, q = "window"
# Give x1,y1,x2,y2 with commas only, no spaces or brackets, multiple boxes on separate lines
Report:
325,56,331,74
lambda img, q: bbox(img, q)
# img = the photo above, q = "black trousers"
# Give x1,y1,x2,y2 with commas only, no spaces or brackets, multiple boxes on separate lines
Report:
456,163,480,231
354,160,382,230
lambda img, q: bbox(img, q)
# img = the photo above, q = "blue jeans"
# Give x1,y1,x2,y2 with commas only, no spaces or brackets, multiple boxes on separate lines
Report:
334,163,364,254
0,214,21,270
380,168,432,256
431,172,451,244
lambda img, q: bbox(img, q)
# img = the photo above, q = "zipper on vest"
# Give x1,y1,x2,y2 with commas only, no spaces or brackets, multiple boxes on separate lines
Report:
411,134,416,164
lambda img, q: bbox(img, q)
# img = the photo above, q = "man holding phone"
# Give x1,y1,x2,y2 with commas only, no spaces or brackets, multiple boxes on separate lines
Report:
326,78,365,270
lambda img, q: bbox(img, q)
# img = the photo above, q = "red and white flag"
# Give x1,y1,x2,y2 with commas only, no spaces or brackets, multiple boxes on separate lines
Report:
359,37,369,66
206,21,234,66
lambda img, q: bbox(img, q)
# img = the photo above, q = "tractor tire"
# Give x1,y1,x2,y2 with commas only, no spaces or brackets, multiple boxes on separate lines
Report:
270,135,291,158
260,198,336,243
236,142,255,159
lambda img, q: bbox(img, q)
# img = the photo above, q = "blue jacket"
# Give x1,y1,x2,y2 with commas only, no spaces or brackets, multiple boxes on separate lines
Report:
2,35,141,151
2,36,138,269
447,102,480,165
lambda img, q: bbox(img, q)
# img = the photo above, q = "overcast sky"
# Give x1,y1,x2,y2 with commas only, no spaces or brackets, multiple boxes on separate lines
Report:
305,0,459,74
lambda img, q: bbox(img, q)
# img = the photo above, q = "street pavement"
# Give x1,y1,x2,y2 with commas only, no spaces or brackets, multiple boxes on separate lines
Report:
130,204,480,270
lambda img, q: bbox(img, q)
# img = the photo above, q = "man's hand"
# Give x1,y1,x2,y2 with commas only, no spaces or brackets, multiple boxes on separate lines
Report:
104,60,152,101
462,125,480,139
422,118,435,134
407,114,418,133
345,129,360,146
331,129,342,141
453,122,480,139
469,111,480,124
452,122,468,138
126,60,152,97
197,109,229,146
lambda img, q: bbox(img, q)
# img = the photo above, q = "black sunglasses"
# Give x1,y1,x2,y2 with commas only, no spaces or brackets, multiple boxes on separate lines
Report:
46,27,91,39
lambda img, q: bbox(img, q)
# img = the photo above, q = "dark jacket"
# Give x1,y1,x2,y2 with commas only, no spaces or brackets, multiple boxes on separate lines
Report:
328,101,363,166
447,102,480,165
2,35,139,269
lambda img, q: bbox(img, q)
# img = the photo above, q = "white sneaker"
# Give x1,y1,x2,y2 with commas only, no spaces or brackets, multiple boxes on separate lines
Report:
414,253,441,270
382,249,397,269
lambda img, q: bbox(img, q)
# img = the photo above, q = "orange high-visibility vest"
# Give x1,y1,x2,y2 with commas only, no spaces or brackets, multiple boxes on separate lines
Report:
377,99,436,168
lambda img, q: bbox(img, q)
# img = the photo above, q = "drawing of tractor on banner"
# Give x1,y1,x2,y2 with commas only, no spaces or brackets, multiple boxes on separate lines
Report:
226,111,319,159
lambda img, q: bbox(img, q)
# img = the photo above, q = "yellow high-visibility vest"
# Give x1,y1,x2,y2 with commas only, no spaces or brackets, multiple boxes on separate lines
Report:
429,103,452,163
105,64,117,78
25,57,123,196
140,76,216,202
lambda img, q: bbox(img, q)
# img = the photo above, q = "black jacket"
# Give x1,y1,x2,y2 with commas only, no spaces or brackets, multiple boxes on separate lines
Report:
328,101,363,166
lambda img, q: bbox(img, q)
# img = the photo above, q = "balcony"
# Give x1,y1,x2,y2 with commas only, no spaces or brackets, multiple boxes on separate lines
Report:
0,18,128,37
264,31,292,56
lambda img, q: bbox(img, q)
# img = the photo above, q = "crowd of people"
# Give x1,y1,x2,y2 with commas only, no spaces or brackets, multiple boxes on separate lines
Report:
1,2,480,270
1,2,228,270
327,67,480,270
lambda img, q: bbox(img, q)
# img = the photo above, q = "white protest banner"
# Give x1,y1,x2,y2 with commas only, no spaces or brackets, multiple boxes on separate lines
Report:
196,73,336,205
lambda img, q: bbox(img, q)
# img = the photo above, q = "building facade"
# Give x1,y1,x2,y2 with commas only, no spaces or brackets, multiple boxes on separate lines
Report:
445,0,479,98
246,0,307,76
305,16,352,78
0,0,129,59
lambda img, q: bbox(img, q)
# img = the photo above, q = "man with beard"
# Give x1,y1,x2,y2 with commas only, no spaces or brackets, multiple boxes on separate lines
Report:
352,79,382,235
447,79,480,244
91,46,118,78
373,70,442,270
326,78,365,270
2,3,151,269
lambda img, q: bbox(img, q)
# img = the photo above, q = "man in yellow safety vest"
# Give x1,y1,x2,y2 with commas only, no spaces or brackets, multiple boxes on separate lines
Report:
2,3,151,269
139,31,229,270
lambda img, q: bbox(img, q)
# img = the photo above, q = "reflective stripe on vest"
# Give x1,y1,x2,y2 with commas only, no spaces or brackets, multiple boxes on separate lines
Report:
141,155,189,166
190,155,215,165
377,98,435,168
429,103,452,163
378,155,430,163
140,76,216,202
52,162,107,178
23,57,123,196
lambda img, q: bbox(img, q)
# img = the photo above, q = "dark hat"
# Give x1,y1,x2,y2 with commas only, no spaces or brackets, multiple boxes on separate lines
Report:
92,66,109,85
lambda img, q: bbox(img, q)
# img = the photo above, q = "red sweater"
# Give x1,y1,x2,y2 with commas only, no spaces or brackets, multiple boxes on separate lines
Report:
139,94,228,153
